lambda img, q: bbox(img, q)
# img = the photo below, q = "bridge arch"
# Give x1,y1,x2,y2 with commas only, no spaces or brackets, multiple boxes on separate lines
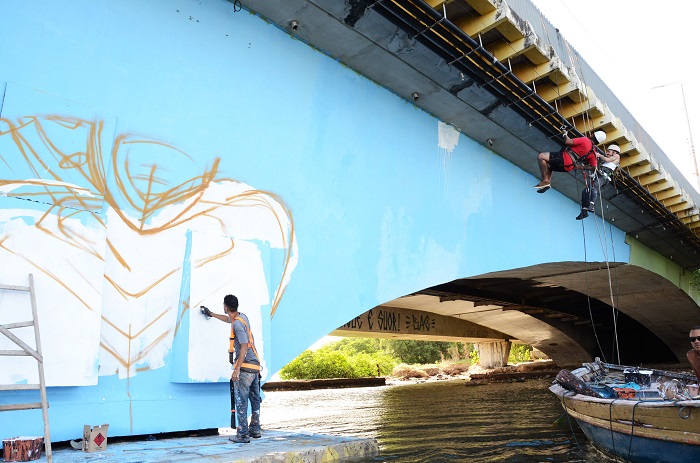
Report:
333,261,692,368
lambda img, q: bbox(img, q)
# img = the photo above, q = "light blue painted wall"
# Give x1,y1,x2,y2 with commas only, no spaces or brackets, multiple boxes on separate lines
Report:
0,0,628,440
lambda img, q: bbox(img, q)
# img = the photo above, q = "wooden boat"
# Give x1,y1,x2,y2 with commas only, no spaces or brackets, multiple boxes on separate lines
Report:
550,359,700,462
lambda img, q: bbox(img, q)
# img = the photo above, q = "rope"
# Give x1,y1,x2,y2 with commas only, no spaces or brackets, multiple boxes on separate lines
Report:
580,171,607,362
561,391,583,452
608,399,618,461
624,401,641,462
590,173,622,364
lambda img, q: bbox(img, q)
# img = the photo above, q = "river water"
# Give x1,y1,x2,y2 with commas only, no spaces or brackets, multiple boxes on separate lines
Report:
261,379,604,462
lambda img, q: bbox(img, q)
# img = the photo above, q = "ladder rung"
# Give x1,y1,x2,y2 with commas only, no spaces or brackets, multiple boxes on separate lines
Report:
0,402,43,411
0,350,31,356
0,384,41,391
0,284,31,292
2,321,34,329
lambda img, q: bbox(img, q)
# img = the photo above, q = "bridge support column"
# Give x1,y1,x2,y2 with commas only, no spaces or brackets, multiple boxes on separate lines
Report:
476,341,511,368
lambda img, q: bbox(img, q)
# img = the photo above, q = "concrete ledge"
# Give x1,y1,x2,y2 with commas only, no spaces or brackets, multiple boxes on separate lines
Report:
44,431,380,463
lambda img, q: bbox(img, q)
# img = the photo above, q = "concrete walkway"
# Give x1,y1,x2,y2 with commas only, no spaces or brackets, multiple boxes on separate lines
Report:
39,431,379,463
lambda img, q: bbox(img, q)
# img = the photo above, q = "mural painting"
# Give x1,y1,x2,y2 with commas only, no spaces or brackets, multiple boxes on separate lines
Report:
0,85,298,389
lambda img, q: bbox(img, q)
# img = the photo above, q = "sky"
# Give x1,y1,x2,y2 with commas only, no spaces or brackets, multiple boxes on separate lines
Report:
528,0,700,192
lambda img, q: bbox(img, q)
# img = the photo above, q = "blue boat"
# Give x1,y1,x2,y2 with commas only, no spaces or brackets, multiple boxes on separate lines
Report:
550,360,700,462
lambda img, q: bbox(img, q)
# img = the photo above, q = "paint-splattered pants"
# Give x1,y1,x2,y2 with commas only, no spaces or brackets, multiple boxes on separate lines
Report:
234,370,261,438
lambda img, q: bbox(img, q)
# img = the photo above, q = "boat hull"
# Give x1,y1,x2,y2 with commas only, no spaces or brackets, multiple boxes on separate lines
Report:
551,381,700,462
576,418,700,463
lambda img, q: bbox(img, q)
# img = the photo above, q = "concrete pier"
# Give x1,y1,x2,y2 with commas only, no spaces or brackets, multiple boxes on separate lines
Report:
477,341,512,368
32,431,379,463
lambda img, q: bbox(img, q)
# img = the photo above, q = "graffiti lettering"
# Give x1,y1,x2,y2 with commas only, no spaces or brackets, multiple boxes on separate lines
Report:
377,309,399,332
342,316,363,329
406,314,436,332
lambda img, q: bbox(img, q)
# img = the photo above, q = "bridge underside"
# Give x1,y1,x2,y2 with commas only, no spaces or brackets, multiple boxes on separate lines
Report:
337,262,697,367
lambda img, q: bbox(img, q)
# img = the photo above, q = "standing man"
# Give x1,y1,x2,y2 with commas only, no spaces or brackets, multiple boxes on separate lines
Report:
201,295,262,443
687,326,700,382
534,130,607,193
576,144,621,220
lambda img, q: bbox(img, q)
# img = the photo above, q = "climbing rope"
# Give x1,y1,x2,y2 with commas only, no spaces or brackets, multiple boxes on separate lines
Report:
590,189,622,364
580,190,607,363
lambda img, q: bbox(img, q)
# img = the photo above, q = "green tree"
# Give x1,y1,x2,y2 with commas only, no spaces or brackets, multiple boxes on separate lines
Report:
384,340,451,364
279,338,473,380
279,350,355,379
508,344,533,363
323,337,384,355
347,352,398,377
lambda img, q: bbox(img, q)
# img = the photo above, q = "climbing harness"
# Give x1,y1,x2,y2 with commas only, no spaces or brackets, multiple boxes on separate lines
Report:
229,314,262,372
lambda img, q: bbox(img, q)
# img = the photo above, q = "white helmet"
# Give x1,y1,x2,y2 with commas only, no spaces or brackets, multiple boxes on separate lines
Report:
593,131,606,144
608,144,620,153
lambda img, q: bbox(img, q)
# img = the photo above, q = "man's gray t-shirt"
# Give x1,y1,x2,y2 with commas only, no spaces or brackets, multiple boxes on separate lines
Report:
232,313,259,366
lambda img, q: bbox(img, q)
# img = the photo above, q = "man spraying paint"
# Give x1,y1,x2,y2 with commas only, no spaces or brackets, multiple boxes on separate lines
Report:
534,130,607,193
201,295,262,443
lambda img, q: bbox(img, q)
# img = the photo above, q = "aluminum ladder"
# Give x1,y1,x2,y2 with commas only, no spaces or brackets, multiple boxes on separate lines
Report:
0,274,52,462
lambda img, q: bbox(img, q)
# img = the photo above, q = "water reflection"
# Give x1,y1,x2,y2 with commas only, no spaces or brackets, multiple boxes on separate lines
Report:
261,379,602,462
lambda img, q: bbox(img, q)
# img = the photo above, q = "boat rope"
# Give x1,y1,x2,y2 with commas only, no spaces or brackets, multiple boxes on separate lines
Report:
561,391,583,452
607,399,619,460
624,401,641,463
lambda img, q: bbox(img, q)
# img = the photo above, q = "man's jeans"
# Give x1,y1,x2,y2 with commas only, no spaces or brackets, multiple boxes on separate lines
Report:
234,370,261,437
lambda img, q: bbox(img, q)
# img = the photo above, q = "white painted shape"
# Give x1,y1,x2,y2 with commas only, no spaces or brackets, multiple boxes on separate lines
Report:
188,233,270,382
437,121,461,194
438,121,460,153
98,207,186,379
98,179,296,379
0,180,95,197
0,210,104,386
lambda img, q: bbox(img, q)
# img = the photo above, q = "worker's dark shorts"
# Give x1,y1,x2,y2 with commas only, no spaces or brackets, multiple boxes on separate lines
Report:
548,149,573,173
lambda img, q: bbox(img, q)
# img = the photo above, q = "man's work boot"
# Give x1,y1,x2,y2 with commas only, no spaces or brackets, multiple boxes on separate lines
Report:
250,430,262,439
229,434,251,444
576,210,589,220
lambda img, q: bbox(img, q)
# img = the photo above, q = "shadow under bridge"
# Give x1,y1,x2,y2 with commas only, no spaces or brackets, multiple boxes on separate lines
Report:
334,263,695,368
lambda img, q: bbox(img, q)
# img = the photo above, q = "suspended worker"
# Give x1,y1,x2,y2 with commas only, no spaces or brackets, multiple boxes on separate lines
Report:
534,130,607,193
576,144,621,220
201,295,262,443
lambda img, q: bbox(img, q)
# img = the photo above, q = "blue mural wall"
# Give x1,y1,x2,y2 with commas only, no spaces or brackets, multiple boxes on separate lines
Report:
0,0,628,441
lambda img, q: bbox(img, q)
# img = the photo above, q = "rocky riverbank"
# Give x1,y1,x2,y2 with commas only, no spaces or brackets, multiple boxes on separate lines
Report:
263,360,559,391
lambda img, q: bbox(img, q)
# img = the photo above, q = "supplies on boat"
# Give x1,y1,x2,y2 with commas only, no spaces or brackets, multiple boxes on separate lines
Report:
555,358,698,400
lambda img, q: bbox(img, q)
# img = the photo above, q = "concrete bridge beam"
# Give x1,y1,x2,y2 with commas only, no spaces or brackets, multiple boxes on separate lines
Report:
332,306,509,343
